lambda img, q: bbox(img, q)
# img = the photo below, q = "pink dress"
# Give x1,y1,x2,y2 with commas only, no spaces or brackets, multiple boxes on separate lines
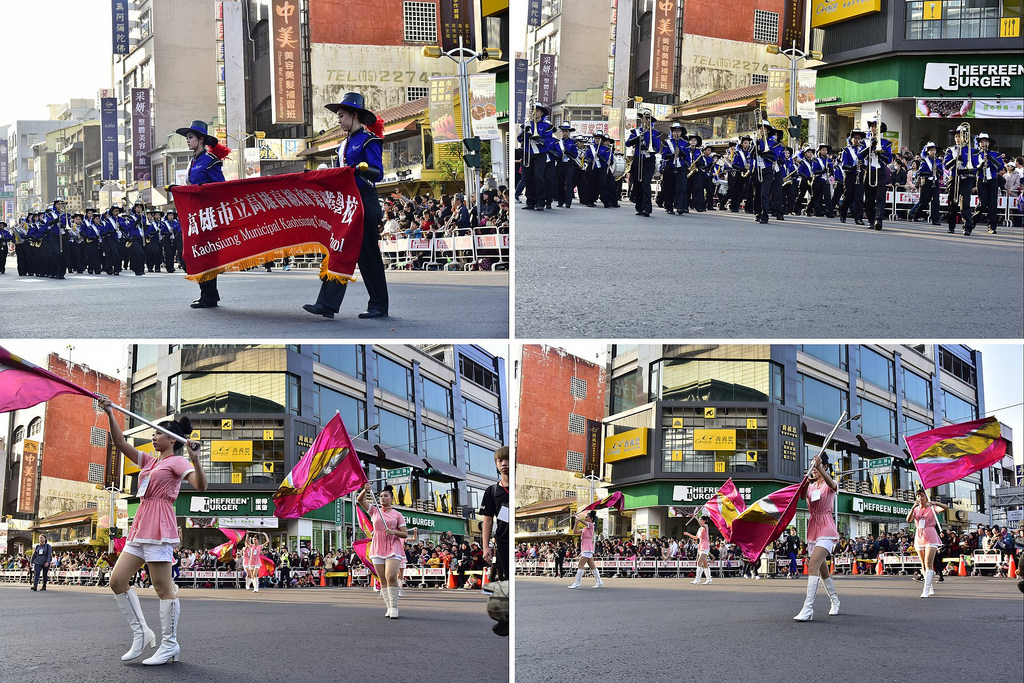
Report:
128,452,194,545
913,506,941,547
368,505,406,560
581,522,595,553
806,480,838,541
242,543,264,569
696,526,710,553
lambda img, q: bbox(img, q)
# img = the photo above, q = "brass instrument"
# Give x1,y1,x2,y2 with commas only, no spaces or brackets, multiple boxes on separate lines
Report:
687,155,702,178
521,99,537,168
753,105,767,184
947,121,971,207
780,168,800,186
866,108,881,188
574,147,589,171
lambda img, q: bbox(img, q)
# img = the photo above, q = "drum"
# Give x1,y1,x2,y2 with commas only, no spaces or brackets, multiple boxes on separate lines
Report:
611,154,628,180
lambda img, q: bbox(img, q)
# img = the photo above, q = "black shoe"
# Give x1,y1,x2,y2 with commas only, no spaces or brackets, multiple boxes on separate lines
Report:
855,219,865,226
635,210,643,216
190,300,218,309
874,223,882,231
666,209,674,214
988,228,997,234
358,309,388,319
947,226,955,233
840,216,847,223
522,205,535,210
643,211,651,217
535,207,544,211
40,587,46,591
557,203,564,207
30,586,36,591
964,229,972,236
303,303,335,318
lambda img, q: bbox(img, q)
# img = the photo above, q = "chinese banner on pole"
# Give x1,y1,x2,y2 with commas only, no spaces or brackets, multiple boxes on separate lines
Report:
469,73,500,140
538,54,556,105
649,0,679,94
270,0,304,124
101,97,119,181
131,89,151,183
170,167,364,284
766,68,789,117
429,76,460,142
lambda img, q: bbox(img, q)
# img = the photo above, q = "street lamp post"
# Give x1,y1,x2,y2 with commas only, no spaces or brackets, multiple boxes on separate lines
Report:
766,42,823,144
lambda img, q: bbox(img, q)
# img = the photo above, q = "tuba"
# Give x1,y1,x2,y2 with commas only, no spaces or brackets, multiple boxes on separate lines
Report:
866,108,881,188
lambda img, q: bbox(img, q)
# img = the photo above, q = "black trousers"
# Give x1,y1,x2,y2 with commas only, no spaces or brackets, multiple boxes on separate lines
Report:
673,167,690,212
754,168,775,220
128,240,145,275
661,165,677,211
863,165,889,226
524,155,548,209
841,179,864,221
491,540,509,582
811,176,831,216
976,179,999,229
542,156,556,208
910,179,941,223
315,185,388,314
554,161,575,207
633,153,655,214
947,176,976,232
162,236,176,272
32,564,49,589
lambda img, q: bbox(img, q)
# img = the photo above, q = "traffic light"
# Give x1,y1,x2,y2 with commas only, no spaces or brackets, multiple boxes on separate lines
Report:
788,115,803,142
463,137,483,168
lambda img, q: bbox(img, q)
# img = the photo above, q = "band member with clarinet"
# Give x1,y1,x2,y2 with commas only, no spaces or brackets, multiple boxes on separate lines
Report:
794,454,841,622
908,142,942,225
305,92,389,319
975,132,1004,234
518,102,554,212
567,510,603,589
660,123,688,215
863,117,893,230
943,125,980,236
753,121,783,224
907,487,949,598
729,136,753,213
684,515,712,585
553,122,578,208
839,130,866,225
831,160,845,218
811,144,833,217
604,136,624,208
625,110,661,217
794,147,815,215
585,132,614,208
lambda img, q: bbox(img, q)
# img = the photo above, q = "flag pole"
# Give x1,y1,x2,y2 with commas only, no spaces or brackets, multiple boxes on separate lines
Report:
902,435,944,535
108,403,190,445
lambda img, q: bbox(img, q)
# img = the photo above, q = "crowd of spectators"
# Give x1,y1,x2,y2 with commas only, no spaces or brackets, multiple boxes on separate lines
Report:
378,188,510,242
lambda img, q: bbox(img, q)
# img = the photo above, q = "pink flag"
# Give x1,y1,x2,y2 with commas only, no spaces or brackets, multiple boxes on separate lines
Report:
352,537,378,577
582,491,624,513
905,416,1008,489
0,346,98,412
258,555,276,578
211,528,247,563
272,413,367,519
703,479,747,541
112,537,127,554
355,504,374,538
730,480,807,562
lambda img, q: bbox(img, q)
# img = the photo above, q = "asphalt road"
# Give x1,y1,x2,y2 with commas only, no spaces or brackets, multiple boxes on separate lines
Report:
515,575,1023,682
0,263,508,338
0,583,507,683
515,206,1024,338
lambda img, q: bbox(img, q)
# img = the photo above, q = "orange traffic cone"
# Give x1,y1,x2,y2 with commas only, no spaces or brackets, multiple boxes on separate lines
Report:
447,570,457,589
320,570,326,587
958,556,968,577
1007,555,1017,579
346,571,353,587
481,569,490,587
829,560,835,574
876,556,884,575
852,559,860,575
803,558,809,575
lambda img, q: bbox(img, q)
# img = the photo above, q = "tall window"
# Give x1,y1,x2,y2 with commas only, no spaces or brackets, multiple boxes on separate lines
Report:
902,368,932,409
798,374,850,425
459,355,499,393
379,408,415,451
403,1,437,42
463,398,501,441
938,347,977,385
467,441,498,475
860,348,895,392
12,426,25,443
753,9,779,43
611,369,642,415
315,345,364,380
422,377,453,418
422,425,455,464
314,384,367,434
860,398,897,443
942,390,977,423
377,355,413,400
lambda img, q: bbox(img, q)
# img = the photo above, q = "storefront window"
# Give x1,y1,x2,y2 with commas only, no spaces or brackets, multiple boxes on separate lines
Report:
942,390,977,423
314,384,367,434
860,398,897,443
382,136,424,174
611,369,642,414
860,348,895,392
379,408,415,451
422,377,453,418
800,345,848,370
377,355,413,400
797,374,849,425
657,359,774,403
130,383,164,427
314,345,364,380
662,423,769,474
467,441,498,476
177,372,289,414
905,0,1001,40
902,368,932,409
463,398,502,441
422,425,455,464
466,485,486,513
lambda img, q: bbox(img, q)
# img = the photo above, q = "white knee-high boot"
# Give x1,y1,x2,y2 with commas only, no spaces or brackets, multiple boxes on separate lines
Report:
794,576,820,622
142,598,180,665
921,569,934,598
382,587,392,617
823,577,840,615
568,569,583,588
390,585,400,619
114,589,156,661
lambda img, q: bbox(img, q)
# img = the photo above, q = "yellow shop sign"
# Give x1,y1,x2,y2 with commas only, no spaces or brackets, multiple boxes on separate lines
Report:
604,427,648,463
693,429,737,451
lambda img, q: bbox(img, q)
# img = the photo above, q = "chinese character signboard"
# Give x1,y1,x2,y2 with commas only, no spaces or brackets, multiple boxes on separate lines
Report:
101,97,119,181
538,53,556,106
782,0,806,49
439,0,475,53
131,88,152,183
766,68,789,117
111,0,128,55
105,433,118,488
469,73,500,140
649,0,678,94
271,0,304,124
514,58,528,124
797,69,816,117
428,76,459,143
585,419,602,475
527,0,543,27
0,140,8,188
19,440,39,514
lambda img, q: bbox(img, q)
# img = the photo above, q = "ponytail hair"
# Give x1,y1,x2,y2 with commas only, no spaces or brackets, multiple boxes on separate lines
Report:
157,415,193,454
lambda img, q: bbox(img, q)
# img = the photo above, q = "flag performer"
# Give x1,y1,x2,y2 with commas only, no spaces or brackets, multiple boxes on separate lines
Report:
99,398,206,665
356,483,408,618
793,453,840,621
683,515,713,585
242,532,270,593
907,487,949,598
567,509,603,589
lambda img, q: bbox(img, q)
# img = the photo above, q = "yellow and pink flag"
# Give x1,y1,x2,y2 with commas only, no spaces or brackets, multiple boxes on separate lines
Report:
0,346,97,412
905,416,1008,489
702,479,747,541
273,413,367,519
211,528,247,563
581,491,624,513
730,480,807,562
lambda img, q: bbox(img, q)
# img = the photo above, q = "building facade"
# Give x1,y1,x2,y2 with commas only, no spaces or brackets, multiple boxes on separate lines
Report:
124,344,507,554
602,344,1013,541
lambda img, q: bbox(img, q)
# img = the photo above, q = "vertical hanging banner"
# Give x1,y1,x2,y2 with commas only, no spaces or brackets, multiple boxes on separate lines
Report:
111,0,129,55
527,0,543,27
585,419,602,476
429,76,459,142
270,0,304,124
19,440,39,514
101,97,119,181
105,433,118,488
782,0,807,49
131,88,152,183
797,69,817,117
469,73,500,140
439,0,476,53
766,68,789,117
538,53,556,105
514,57,528,124
649,0,678,94
0,140,8,188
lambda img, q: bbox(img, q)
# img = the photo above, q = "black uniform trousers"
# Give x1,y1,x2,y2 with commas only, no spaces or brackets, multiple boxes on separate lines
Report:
770,170,784,219
162,236,176,272
589,166,614,208
754,167,775,222
947,175,976,233
128,239,145,275
863,165,889,227
689,170,707,212
15,241,28,275
840,173,864,222
0,240,7,273
910,178,941,224
83,240,102,273
524,155,548,210
661,163,677,212
314,184,388,314
673,166,690,213
632,153,656,214
145,237,162,271
727,172,746,212
811,176,831,216
976,179,999,230
554,160,575,207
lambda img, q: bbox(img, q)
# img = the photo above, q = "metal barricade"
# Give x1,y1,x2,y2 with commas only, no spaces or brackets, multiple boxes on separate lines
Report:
473,232,510,270
972,550,1002,576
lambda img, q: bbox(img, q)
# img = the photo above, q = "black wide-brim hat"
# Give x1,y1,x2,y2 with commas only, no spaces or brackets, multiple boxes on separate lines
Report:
976,133,996,147
688,134,702,147
867,119,887,133
325,92,378,126
175,119,218,146
818,143,831,153
534,102,551,115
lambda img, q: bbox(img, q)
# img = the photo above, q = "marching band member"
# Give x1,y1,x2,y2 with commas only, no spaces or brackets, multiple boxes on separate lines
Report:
143,208,163,272
698,146,716,211
604,136,624,207
625,110,661,217
125,202,148,276
975,133,1004,234
585,132,615,208
943,125,980,236
753,121,783,224
0,221,10,274
518,102,555,212
830,158,845,218
77,213,102,274
839,130,867,225
553,122,578,208
568,510,603,589
811,145,834,218
660,123,689,215
794,147,815,216
907,488,949,598
794,454,841,622
863,117,893,231
685,133,706,212
908,142,942,225
729,136,754,213
166,210,183,269
305,92,389,319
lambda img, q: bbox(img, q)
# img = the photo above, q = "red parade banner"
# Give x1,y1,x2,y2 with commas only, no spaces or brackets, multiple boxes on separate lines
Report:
170,167,364,283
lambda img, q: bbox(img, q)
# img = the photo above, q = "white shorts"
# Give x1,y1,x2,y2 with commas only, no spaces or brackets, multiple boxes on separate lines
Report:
122,541,175,564
807,538,837,554
243,564,261,572
369,553,404,564
915,543,941,552
580,551,594,559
